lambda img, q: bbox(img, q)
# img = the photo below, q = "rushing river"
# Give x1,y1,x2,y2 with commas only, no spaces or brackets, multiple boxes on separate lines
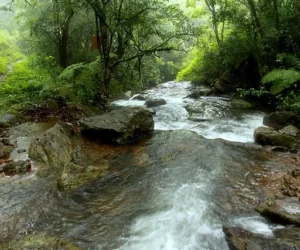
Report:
2,81,283,250
114,81,265,143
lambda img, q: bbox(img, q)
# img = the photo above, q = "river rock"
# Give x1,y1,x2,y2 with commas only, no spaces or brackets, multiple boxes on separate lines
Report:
144,98,167,107
223,226,299,250
131,94,146,101
185,99,230,120
214,80,235,94
0,113,19,128
29,123,72,169
0,233,83,250
254,126,299,148
279,125,299,137
58,161,108,191
3,160,31,175
256,198,300,225
123,90,132,100
185,88,213,99
231,99,254,109
263,112,300,129
0,141,14,158
80,107,154,144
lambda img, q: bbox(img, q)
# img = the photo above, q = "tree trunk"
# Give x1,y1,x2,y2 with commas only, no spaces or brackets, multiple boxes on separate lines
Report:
247,0,264,39
272,0,279,29
58,11,74,68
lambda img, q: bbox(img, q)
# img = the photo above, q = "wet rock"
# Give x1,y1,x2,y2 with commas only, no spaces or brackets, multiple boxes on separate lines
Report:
29,123,72,169
231,99,254,109
254,126,299,148
145,98,167,107
282,168,300,198
279,125,299,137
270,146,288,152
131,94,146,101
58,162,108,191
71,145,85,165
0,141,14,158
0,113,19,128
223,226,298,250
256,198,300,225
80,107,154,144
263,112,300,129
0,233,83,250
185,99,230,120
3,160,31,175
123,90,132,100
214,80,235,94
185,88,213,99
273,227,300,243
17,149,26,153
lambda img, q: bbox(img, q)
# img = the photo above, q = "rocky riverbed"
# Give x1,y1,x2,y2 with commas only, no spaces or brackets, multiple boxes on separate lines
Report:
0,81,299,250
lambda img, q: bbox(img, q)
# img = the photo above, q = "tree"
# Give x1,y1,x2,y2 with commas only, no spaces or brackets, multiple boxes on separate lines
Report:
85,0,191,110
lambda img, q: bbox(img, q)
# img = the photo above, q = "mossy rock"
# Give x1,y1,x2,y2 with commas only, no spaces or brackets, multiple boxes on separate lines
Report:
0,233,83,250
58,162,108,191
29,123,72,169
231,99,254,109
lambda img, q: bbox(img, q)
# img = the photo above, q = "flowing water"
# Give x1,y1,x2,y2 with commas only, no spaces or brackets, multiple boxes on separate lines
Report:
114,81,265,143
1,81,282,250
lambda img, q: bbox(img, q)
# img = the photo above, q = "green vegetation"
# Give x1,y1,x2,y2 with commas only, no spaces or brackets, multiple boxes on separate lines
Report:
0,0,299,115
178,0,300,113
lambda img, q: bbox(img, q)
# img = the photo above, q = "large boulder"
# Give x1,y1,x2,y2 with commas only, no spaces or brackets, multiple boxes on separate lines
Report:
144,98,167,107
254,126,299,148
256,197,300,225
29,123,72,169
80,107,154,144
263,112,300,129
223,226,299,250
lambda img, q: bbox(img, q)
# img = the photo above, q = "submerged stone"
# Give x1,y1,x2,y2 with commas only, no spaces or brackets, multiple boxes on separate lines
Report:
80,107,154,144
0,233,83,250
58,161,108,191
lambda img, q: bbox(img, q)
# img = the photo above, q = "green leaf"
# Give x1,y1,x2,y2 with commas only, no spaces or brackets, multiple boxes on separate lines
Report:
262,69,300,95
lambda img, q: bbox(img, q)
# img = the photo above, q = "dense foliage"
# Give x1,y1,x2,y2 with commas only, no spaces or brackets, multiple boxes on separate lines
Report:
0,0,299,114
178,0,300,113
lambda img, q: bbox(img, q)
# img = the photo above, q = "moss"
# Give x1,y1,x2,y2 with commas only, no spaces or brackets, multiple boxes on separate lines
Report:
0,233,83,250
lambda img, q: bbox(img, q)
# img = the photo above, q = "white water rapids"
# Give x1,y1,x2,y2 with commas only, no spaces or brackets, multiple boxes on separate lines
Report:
113,81,264,143
109,81,280,250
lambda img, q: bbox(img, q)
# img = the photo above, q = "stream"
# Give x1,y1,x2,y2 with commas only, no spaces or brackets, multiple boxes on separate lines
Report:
1,81,286,249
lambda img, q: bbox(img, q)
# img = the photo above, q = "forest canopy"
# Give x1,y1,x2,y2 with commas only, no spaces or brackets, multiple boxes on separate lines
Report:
0,0,299,114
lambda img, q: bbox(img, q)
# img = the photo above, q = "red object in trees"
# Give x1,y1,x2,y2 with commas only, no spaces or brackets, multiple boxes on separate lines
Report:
92,35,101,50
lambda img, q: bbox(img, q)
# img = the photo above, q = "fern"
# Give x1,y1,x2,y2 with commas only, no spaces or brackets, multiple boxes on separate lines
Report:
261,69,300,95
277,54,300,70
59,58,102,80
59,63,86,80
